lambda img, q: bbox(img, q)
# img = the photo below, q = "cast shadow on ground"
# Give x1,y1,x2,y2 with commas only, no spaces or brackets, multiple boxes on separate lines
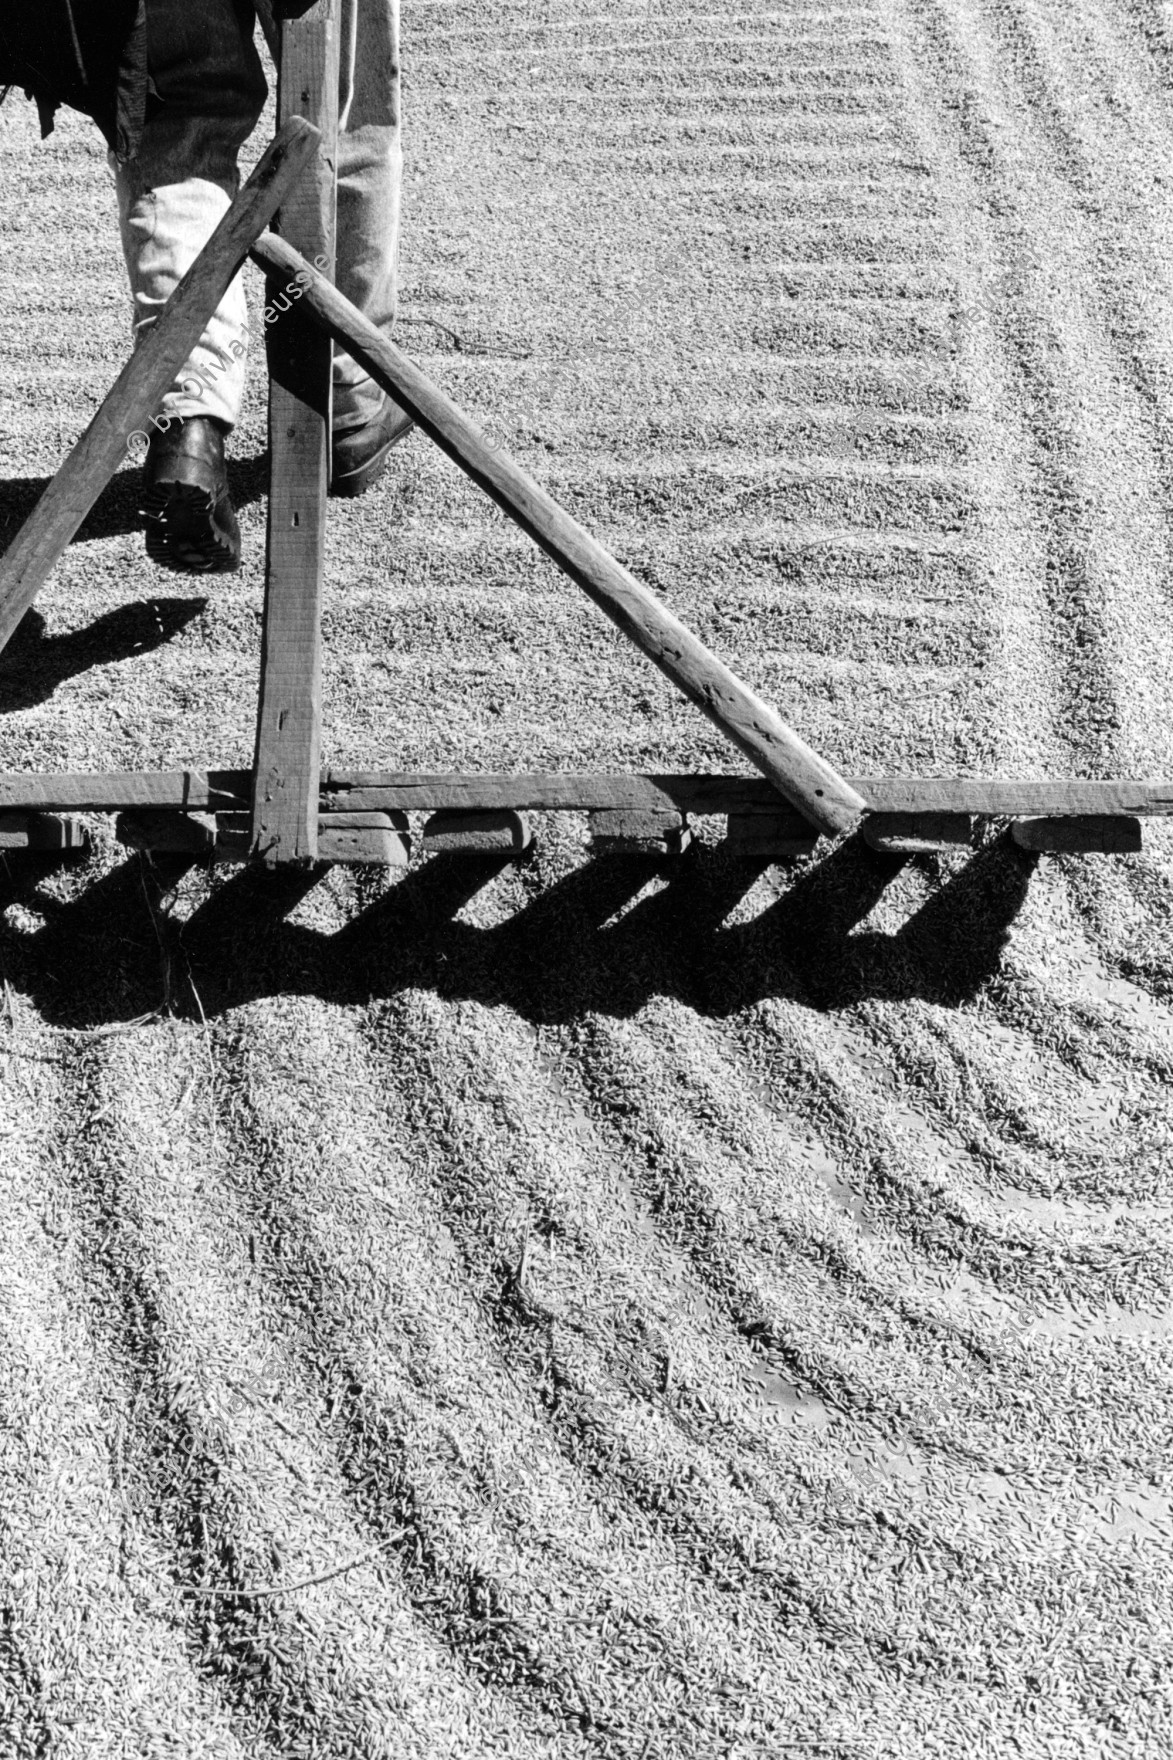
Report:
0,599,207,711
0,452,268,554
0,830,1037,1032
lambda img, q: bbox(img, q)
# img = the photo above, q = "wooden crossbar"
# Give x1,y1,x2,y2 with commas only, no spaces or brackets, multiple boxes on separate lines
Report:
0,771,1167,818
321,774,1173,817
247,232,867,840
0,118,320,655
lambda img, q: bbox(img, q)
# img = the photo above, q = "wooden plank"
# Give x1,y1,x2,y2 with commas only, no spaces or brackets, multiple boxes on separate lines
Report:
32,815,88,850
421,810,532,853
588,808,691,855
591,830,694,856
588,809,681,839
725,812,818,857
591,832,694,856
0,812,88,850
322,773,1173,817
250,10,338,866
27,814,87,850
216,813,255,860
1011,816,1143,854
329,775,696,814
0,771,250,812
863,812,974,854
218,808,409,864
248,235,864,840
0,120,320,657
724,806,813,838
856,781,1173,816
321,811,409,831
318,822,411,865
0,770,1171,818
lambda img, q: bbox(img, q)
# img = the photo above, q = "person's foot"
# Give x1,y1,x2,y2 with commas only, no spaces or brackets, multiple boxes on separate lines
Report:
139,416,241,573
330,392,414,499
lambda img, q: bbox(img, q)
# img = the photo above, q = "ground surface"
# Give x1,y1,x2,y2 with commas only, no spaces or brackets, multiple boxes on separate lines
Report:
1,1,1172,1756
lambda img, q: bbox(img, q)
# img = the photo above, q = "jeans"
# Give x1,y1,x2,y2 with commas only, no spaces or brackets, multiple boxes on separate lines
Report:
109,0,401,432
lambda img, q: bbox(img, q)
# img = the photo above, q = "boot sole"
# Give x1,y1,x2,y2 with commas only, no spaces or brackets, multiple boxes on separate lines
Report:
141,480,241,574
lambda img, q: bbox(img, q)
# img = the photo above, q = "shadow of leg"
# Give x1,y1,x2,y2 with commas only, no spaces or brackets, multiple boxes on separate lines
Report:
0,598,208,712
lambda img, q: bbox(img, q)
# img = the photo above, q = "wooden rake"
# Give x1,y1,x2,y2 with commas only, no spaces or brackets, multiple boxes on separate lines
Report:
0,7,1161,867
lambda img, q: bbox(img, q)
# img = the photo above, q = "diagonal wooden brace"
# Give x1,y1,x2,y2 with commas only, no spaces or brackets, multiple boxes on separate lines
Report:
0,117,321,659
248,233,865,838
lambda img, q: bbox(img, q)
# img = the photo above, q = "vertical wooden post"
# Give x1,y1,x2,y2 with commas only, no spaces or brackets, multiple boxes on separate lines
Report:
250,5,338,863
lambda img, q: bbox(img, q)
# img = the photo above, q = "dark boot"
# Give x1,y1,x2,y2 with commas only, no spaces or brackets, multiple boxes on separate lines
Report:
140,416,241,574
330,391,414,499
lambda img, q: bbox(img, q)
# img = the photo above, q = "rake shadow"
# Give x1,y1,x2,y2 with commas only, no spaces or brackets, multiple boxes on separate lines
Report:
0,831,1037,1032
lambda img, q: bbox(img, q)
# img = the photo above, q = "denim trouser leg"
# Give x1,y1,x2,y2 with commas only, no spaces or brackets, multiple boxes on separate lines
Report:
333,0,402,432
109,0,266,429
110,171,252,427
110,0,401,434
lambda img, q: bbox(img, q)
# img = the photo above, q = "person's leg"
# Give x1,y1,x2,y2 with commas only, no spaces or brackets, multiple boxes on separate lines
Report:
109,165,250,428
333,0,404,435
111,0,266,429
111,0,267,569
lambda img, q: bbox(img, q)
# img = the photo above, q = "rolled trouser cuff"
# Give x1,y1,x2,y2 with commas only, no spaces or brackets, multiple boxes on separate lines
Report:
332,116,401,432
110,162,249,428
331,372,392,435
